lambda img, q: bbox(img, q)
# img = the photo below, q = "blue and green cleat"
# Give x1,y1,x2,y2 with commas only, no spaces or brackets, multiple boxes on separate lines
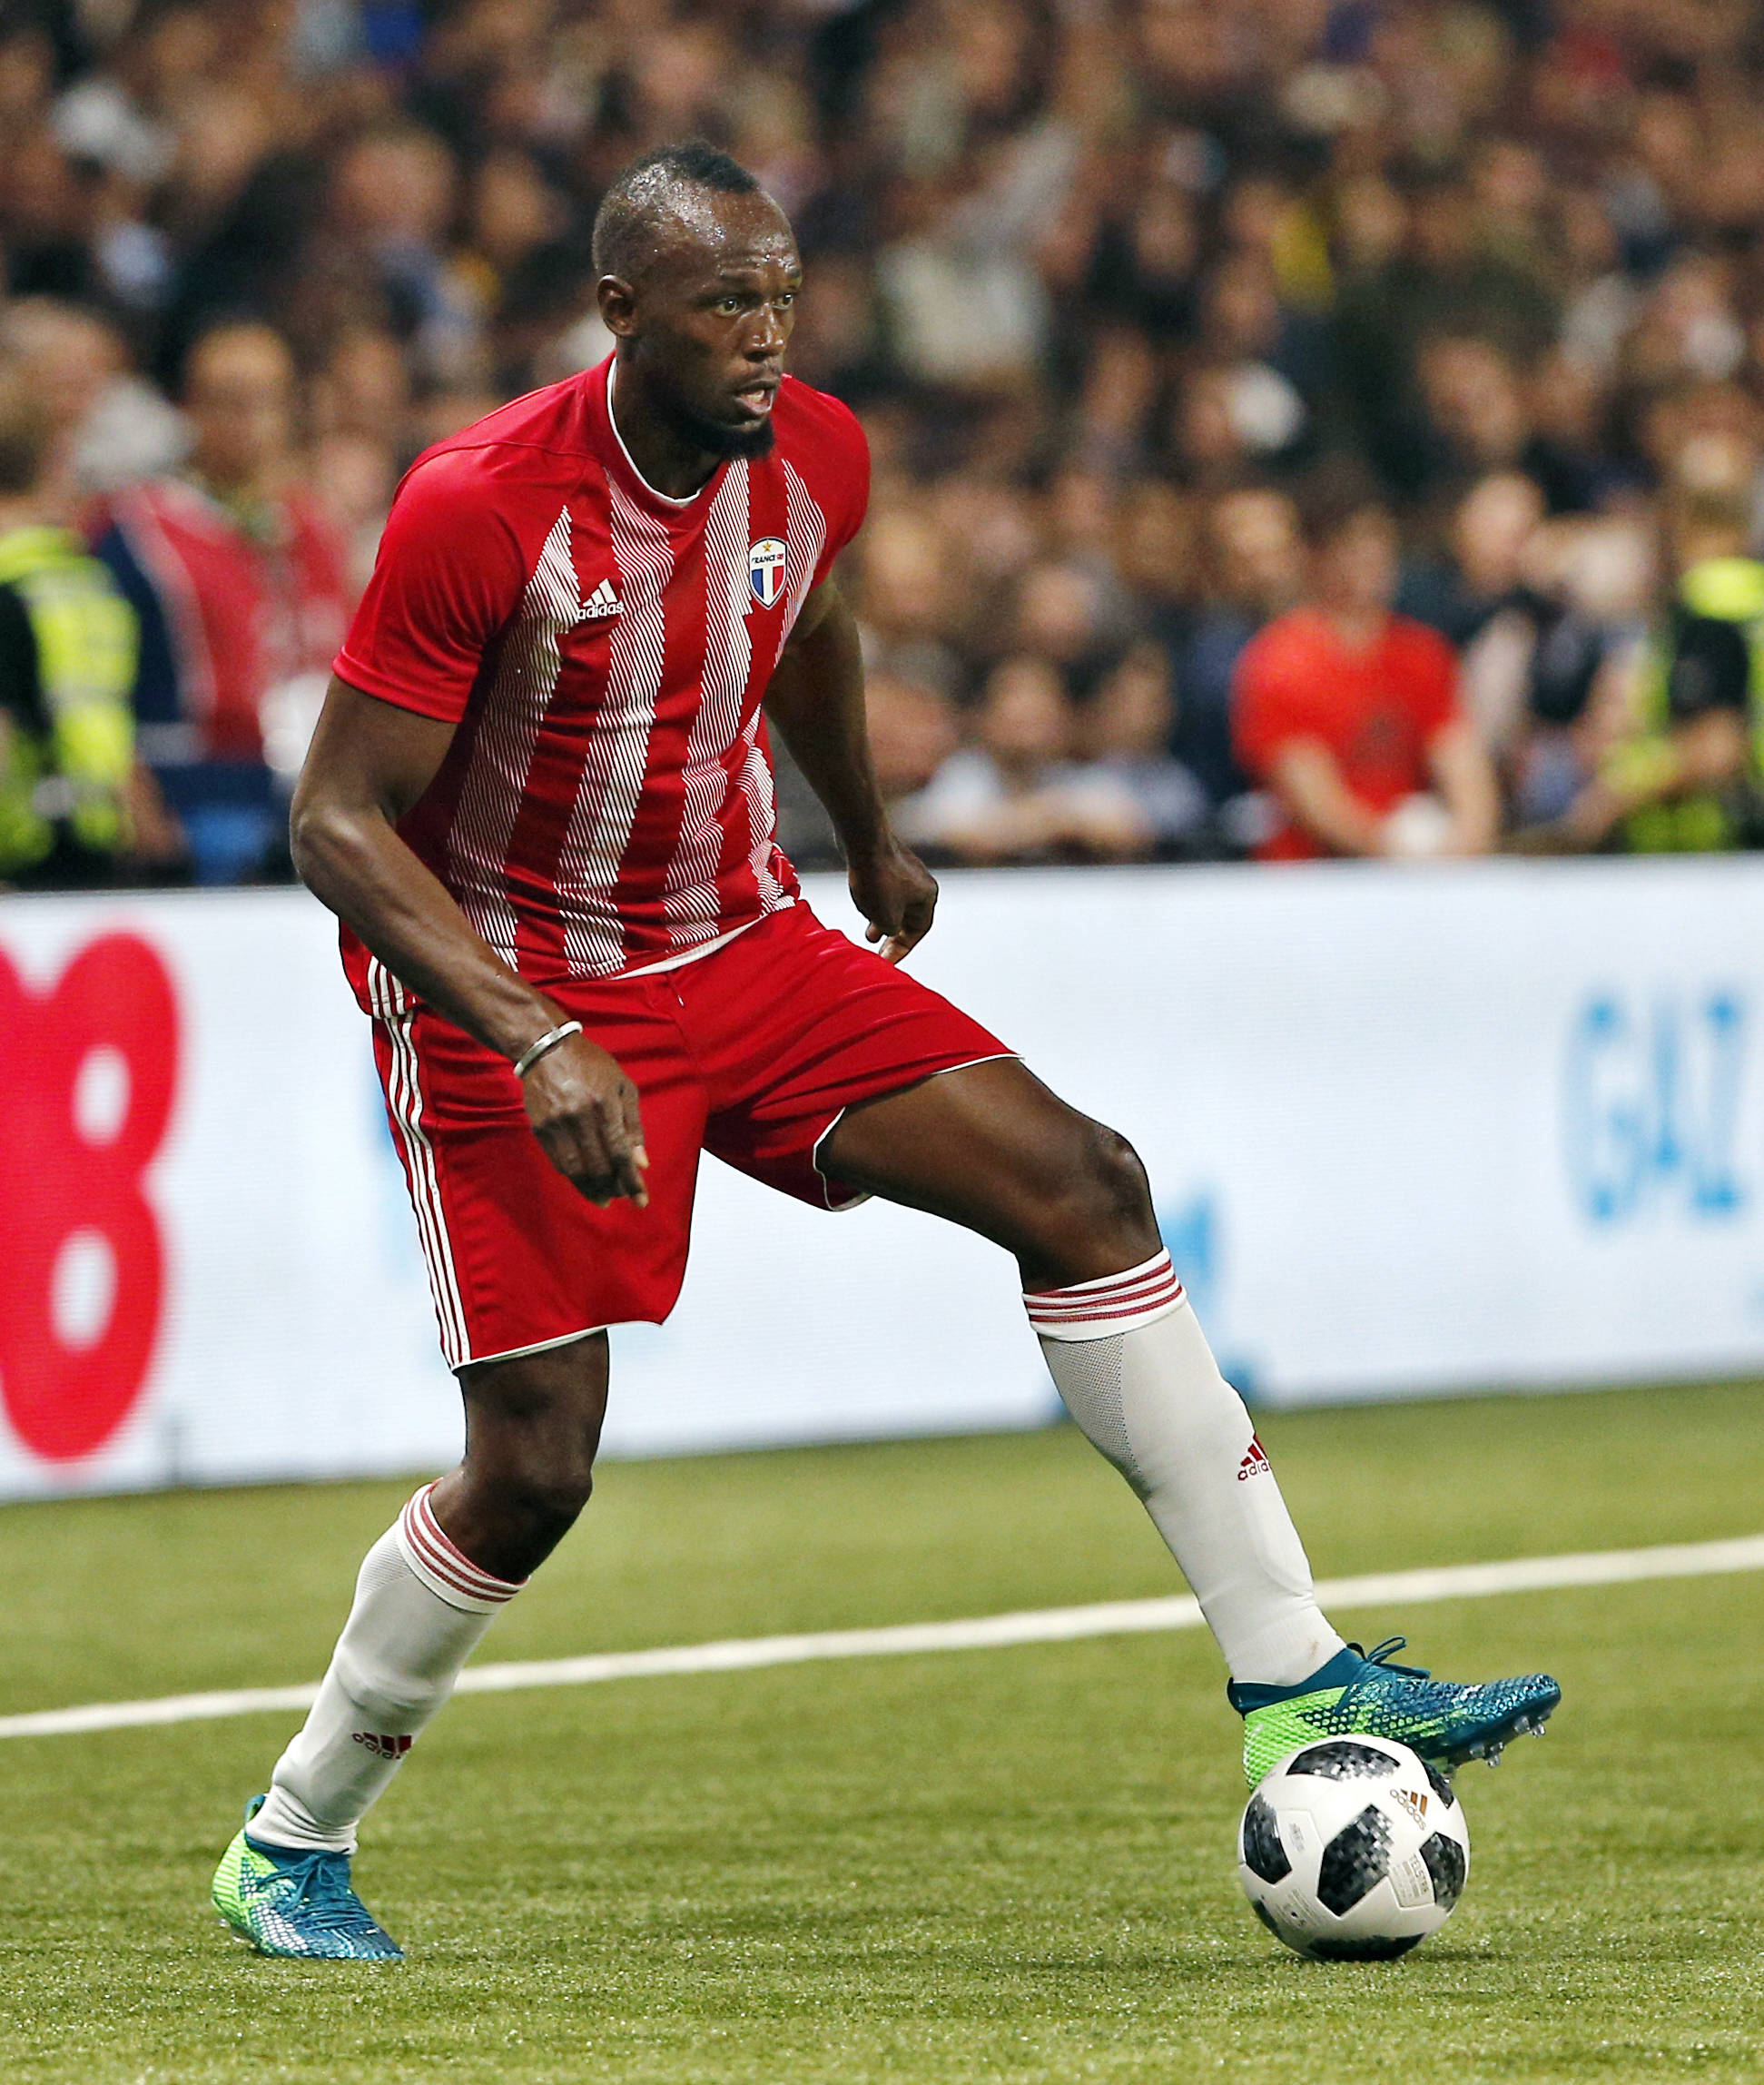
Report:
212,1797,403,1961
1229,1637,1562,1788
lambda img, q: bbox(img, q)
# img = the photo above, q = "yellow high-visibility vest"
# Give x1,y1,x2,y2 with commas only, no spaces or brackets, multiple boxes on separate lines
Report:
0,525,139,875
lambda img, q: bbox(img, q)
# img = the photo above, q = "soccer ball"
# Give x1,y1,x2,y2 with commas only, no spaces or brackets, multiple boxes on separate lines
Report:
1237,1735,1470,1961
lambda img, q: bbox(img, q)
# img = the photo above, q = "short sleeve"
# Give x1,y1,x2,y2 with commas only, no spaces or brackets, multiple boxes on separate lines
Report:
821,406,872,588
333,450,529,724
783,388,875,588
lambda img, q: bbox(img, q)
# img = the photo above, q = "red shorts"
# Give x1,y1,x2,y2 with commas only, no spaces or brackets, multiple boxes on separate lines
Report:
365,903,1010,1368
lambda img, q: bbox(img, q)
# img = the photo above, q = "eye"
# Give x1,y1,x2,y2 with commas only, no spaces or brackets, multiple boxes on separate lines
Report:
716,296,742,314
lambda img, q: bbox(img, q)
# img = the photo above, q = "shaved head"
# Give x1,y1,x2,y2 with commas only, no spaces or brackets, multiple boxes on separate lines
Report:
593,139,800,483
592,141,764,288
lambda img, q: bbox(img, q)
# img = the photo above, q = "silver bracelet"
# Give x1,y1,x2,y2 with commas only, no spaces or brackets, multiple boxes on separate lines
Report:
512,1020,583,1081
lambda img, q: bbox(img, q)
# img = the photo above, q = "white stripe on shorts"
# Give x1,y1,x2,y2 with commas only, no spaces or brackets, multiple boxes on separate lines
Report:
369,959,471,1369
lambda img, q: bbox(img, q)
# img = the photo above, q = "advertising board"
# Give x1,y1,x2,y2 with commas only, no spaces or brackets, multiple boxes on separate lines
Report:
3,858,1760,1499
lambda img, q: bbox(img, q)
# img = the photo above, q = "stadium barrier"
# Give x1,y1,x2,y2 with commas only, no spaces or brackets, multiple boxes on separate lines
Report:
3,857,1761,1500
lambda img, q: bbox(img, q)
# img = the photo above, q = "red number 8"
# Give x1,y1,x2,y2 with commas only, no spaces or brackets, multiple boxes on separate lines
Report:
0,932,180,1462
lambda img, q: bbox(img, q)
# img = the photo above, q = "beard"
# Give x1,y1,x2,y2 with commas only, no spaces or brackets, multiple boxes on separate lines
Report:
664,389,778,461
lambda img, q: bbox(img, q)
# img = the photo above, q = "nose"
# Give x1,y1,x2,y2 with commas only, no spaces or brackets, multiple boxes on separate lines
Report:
748,305,786,360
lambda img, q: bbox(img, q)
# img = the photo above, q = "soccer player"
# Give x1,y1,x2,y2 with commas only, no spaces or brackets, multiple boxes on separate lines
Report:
212,143,1560,1960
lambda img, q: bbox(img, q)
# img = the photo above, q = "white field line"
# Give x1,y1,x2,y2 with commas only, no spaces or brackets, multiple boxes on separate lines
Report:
4,1531,1761,1744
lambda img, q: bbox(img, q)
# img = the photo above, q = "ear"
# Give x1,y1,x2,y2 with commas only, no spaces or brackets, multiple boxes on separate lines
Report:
596,274,638,340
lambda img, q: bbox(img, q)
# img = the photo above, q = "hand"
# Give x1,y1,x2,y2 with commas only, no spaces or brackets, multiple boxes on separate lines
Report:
850,838,938,963
520,1031,649,1208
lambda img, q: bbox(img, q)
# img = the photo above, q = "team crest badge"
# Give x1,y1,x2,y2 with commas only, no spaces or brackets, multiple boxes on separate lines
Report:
748,537,786,609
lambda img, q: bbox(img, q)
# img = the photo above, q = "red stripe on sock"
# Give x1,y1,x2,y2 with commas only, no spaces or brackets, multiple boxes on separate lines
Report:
1026,1268,1181,1315
1027,1290,1185,1329
1026,1278,1181,1316
400,1504,494,1601
401,1490,522,1602
1025,1256,1175,1304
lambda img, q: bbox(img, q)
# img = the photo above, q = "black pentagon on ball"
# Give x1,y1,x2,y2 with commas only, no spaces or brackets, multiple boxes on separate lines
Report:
1422,1760,1458,1809
1419,1830,1467,1910
1302,1932,1425,1962
1287,1740,1400,1782
1316,1804,1393,1914
1241,1793,1292,1882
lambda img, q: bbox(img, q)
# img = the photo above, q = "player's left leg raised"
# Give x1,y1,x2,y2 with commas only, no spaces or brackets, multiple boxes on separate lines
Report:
820,1059,1560,1784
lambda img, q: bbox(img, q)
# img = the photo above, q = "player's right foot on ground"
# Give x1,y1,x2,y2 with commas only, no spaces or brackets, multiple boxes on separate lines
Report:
211,1796,403,1960
1228,1637,1562,1788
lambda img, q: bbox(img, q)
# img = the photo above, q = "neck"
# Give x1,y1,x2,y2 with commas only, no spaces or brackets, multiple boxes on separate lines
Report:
0,492,46,534
1321,602,1385,649
609,354,721,501
191,460,276,507
993,752,1043,789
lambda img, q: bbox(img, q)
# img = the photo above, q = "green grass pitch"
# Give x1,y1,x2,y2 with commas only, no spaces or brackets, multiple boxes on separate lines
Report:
1,1378,1761,2084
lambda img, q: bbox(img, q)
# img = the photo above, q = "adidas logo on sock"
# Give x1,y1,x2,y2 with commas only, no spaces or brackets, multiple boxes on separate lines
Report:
351,1731,414,1760
1237,1434,1272,1481
577,578,622,621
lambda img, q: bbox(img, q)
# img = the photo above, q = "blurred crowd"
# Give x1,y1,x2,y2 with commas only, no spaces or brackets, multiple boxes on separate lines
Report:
5,0,1764,884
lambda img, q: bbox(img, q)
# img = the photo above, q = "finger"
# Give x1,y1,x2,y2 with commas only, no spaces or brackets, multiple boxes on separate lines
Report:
596,1098,649,1210
620,1082,649,1177
542,1120,615,1206
888,901,934,962
865,920,884,944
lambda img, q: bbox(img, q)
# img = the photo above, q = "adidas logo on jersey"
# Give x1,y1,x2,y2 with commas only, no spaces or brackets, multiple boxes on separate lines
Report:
577,578,622,622
1237,1434,1272,1481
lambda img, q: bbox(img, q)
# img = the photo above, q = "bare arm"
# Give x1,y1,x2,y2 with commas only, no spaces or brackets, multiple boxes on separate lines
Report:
1268,738,1388,857
1426,716,1501,856
1523,707,1749,853
291,677,647,1207
764,579,939,961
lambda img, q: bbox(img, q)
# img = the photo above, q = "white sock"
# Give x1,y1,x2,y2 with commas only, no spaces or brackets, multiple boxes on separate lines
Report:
249,1486,525,1853
1028,1250,1345,1686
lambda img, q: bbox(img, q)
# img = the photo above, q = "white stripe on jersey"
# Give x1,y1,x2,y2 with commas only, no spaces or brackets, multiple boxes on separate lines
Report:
368,959,470,1369
557,478,673,976
448,505,583,962
662,460,752,947
777,459,828,662
734,459,830,903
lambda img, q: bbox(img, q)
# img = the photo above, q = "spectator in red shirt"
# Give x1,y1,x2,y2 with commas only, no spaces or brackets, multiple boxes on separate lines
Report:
91,321,354,881
1232,480,1500,862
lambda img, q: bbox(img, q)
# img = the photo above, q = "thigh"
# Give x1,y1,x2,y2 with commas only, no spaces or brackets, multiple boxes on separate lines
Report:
370,967,707,1366
678,904,1012,1209
818,1053,1121,1258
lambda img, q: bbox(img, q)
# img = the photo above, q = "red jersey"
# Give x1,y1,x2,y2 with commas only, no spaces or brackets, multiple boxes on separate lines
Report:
95,479,352,762
1231,607,1461,861
334,358,869,998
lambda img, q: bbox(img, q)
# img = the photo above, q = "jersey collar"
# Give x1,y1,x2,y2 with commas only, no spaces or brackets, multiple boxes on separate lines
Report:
597,356,726,514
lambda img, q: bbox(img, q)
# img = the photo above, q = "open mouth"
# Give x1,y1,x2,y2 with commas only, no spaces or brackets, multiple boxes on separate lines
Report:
734,380,779,418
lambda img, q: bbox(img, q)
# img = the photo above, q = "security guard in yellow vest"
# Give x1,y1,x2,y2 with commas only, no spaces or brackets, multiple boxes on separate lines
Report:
1542,481,1764,854
0,365,139,884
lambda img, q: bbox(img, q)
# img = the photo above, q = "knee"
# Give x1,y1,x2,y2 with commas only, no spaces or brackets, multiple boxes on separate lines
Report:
459,1398,604,1567
1052,1118,1154,1240
1078,1123,1154,1230
482,1428,598,1549
458,1337,608,1562
1019,1118,1158,1281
